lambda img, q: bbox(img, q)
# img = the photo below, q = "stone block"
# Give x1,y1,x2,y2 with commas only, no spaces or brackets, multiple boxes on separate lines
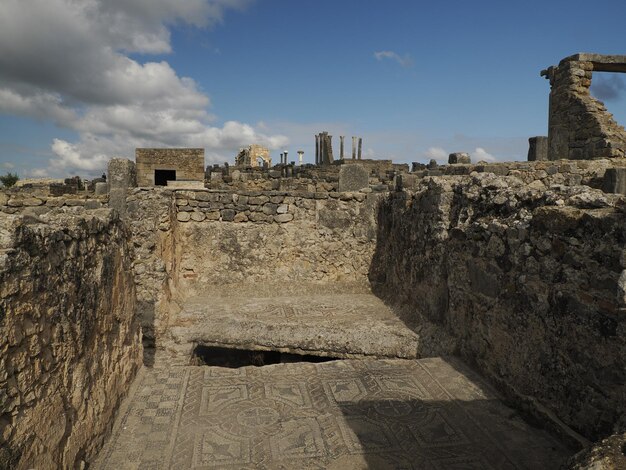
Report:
338,164,369,192
448,152,471,164
528,136,549,161
176,212,191,222
274,213,294,223
94,182,108,196
602,168,626,195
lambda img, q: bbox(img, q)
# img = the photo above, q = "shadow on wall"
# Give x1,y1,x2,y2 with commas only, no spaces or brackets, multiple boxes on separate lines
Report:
366,181,626,442
367,190,458,358
139,300,155,367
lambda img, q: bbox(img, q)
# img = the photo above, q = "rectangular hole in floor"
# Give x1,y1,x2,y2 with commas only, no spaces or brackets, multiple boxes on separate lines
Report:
190,345,341,368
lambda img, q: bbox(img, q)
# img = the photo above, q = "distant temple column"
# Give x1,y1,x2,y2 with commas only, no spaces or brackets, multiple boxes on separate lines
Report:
284,150,288,164
351,137,357,159
315,135,319,165
340,136,345,160
358,138,363,160
297,150,304,165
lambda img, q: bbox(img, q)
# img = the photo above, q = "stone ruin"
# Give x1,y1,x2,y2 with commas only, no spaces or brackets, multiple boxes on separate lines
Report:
541,53,626,161
235,144,272,168
1,54,626,469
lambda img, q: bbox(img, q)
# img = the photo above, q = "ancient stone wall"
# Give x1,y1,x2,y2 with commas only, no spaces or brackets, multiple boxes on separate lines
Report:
542,53,626,160
370,174,625,441
170,189,380,298
135,148,204,186
125,188,175,349
0,209,141,469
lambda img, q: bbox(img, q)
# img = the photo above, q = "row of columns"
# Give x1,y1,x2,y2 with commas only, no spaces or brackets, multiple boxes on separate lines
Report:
316,132,362,165
278,150,306,166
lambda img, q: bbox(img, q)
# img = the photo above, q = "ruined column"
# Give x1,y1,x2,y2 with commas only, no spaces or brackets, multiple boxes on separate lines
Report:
326,134,334,163
107,158,136,218
315,135,319,165
284,150,288,165
528,136,548,161
340,136,345,160
297,150,304,166
358,138,363,160
352,137,357,159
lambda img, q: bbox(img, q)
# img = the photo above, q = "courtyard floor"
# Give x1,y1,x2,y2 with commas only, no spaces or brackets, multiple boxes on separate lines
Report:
93,356,572,469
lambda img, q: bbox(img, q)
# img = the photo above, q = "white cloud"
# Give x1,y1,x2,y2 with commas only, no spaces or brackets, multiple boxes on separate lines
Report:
424,146,448,162
0,0,286,177
28,168,50,178
374,50,414,68
1,162,15,170
473,147,497,162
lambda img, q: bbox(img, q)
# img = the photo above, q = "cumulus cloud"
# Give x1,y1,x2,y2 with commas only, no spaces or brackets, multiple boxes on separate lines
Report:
473,147,496,162
422,146,497,164
591,74,625,102
424,146,448,161
0,0,286,176
374,50,414,68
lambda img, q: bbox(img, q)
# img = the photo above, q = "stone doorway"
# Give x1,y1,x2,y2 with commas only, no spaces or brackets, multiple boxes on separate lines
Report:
154,169,176,186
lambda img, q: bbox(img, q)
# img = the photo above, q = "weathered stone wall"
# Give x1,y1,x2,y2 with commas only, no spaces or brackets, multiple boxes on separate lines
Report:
170,189,380,298
125,188,174,347
0,191,107,215
542,53,626,160
0,209,141,469
370,174,625,441
135,148,204,186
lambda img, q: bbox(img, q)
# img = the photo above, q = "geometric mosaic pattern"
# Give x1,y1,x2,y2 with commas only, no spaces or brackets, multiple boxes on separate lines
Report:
93,357,572,469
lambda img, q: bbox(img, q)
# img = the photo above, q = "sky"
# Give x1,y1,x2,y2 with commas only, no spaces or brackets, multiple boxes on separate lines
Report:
1,0,626,178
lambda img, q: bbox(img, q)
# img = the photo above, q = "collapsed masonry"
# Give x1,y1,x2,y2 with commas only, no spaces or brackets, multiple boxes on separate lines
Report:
542,53,626,161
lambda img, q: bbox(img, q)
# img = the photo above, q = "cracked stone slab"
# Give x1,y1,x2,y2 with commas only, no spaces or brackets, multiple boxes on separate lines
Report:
168,294,420,360
93,357,572,469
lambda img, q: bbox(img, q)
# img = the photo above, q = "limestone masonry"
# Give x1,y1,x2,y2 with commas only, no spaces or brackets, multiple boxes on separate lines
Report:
1,53,626,469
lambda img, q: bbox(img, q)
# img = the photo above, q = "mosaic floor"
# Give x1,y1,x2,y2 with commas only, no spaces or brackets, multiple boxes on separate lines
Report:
93,357,572,469
168,294,420,360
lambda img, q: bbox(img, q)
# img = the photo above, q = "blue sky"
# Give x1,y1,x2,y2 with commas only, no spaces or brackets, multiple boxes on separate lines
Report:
1,0,625,177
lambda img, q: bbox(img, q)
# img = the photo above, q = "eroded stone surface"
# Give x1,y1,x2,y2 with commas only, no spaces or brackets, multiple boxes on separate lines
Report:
168,294,421,361
93,357,572,469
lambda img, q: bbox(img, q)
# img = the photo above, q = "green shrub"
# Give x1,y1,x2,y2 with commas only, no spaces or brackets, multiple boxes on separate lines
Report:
0,172,19,188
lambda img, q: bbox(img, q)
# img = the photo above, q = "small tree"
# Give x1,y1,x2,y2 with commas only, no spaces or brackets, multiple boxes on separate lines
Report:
0,172,19,188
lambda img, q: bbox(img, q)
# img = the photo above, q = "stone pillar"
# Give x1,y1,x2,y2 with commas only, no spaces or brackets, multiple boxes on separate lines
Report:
327,135,334,163
297,150,304,166
340,136,345,160
528,136,548,161
107,158,136,218
358,138,362,160
284,150,288,165
352,137,357,160
315,135,319,165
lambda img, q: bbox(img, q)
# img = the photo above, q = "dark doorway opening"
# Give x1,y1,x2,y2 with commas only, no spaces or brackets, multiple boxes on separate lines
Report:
190,345,340,368
155,169,176,186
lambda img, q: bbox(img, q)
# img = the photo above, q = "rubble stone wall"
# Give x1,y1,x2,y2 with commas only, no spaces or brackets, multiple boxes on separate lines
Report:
370,174,626,441
0,209,141,469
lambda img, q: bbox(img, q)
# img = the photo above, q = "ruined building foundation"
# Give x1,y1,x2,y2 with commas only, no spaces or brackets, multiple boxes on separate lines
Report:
1,54,626,469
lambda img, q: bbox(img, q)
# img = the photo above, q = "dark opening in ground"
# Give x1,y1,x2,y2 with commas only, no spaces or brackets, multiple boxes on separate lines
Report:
191,345,340,368
154,169,176,186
